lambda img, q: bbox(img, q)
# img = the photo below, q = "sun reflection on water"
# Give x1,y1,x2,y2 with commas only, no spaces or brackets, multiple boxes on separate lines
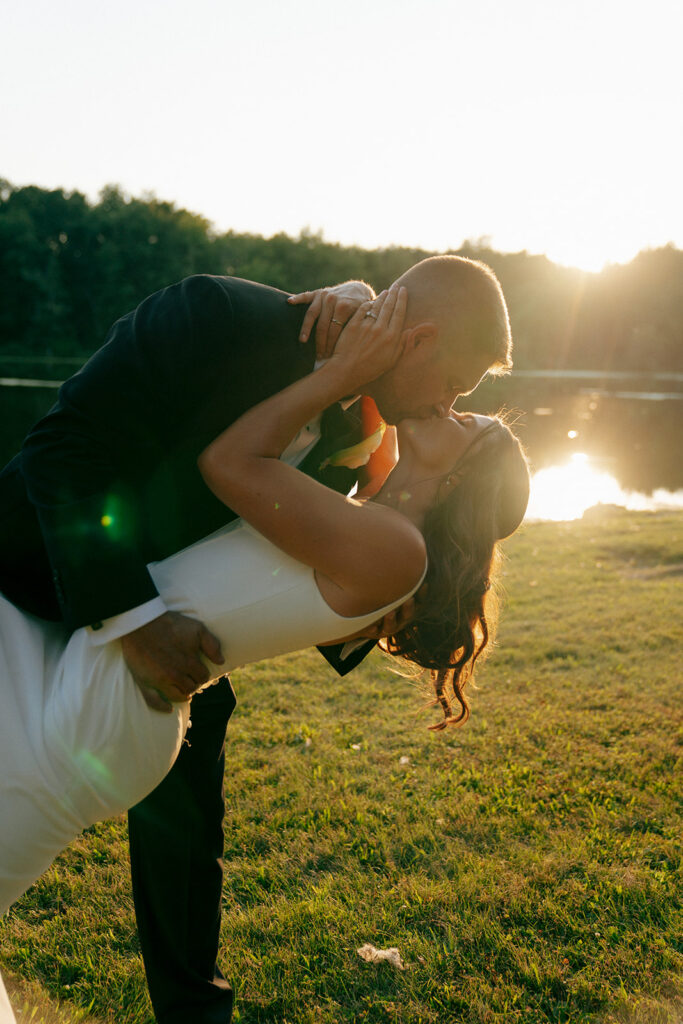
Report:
527,453,683,521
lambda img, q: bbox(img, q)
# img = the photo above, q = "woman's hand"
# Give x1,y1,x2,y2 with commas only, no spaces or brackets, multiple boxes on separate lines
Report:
328,287,407,395
288,280,375,358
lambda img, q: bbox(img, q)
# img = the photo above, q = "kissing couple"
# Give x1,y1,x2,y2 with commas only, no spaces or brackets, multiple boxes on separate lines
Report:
0,256,529,1023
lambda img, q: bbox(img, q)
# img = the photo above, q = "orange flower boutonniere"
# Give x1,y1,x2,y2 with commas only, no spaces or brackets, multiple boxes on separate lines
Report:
320,422,386,470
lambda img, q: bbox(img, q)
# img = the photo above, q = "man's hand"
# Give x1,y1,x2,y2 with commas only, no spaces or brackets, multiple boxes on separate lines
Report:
321,587,422,648
120,611,224,713
359,594,417,641
287,280,376,359
355,578,427,641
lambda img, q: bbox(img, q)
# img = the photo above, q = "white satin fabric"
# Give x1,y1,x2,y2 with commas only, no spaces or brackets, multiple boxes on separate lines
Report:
0,594,189,915
0,518,425,1019
149,519,424,673
0,974,13,1024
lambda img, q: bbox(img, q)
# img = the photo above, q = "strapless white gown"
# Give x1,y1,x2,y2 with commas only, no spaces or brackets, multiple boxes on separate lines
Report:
0,519,425,918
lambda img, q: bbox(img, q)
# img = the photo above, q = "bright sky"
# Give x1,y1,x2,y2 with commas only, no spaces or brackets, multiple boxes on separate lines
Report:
2,0,681,272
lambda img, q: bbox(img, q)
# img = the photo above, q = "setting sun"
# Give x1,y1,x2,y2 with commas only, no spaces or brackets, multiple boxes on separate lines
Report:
527,453,683,522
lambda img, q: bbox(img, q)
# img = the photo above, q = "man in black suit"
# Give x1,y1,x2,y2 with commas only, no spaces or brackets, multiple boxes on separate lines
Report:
0,258,511,1022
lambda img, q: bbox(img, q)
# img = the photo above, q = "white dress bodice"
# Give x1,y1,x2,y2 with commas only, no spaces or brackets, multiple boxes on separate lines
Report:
150,519,425,676
0,518,425,926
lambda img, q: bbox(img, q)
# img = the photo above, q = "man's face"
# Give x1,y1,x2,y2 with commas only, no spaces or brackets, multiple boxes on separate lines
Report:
368,330,493,424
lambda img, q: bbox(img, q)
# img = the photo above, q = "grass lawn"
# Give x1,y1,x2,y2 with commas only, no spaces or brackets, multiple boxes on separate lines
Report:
1,510,681,1023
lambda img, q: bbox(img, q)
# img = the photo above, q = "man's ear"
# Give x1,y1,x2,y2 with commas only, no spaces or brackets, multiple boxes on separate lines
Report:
403,321,439,352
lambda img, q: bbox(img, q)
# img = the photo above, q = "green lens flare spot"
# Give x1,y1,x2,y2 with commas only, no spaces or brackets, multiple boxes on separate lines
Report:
100,514,114,527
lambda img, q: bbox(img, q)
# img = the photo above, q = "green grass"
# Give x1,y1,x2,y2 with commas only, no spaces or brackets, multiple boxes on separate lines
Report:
2,510,682,1023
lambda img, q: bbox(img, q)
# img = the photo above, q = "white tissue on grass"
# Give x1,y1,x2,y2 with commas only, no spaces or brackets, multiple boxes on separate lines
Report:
399,756,410,765
357,944,406,970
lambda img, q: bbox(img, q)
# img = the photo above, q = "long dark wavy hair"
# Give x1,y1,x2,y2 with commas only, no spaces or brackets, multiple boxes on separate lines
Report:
382,417,530,730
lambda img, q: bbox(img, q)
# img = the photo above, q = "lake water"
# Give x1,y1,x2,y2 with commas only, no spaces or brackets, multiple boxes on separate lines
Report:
464,370,683,520
2,360,682,522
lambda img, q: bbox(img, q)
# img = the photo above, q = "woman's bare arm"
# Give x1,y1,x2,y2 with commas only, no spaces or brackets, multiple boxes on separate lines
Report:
197,289,426,613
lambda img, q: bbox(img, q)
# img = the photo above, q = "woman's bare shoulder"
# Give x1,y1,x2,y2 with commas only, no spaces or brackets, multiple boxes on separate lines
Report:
369,503,427,586
316,503,427,617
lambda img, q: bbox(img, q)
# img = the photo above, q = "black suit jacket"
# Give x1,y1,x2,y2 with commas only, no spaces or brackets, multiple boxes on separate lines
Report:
0,276,374,674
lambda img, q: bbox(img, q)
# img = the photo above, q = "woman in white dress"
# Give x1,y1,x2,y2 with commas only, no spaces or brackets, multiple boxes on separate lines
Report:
0,288,528,1019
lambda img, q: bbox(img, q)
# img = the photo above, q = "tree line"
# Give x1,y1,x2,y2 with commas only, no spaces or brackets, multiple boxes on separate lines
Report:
1,180,681,372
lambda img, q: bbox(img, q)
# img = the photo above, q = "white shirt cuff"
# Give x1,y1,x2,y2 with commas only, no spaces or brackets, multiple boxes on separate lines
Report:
87,597,168,645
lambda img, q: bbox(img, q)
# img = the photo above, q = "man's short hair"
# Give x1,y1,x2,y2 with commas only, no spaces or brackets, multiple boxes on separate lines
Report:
395,255,512,375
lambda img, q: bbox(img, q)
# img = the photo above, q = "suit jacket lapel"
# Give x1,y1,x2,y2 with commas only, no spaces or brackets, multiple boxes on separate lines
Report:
299,400,363,495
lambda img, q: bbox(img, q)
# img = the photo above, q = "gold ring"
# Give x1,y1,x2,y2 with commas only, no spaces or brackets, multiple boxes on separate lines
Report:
331,318,343,326
364,312,378,320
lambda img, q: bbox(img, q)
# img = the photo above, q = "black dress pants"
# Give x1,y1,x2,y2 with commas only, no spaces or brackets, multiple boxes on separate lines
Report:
128,677,237,1024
